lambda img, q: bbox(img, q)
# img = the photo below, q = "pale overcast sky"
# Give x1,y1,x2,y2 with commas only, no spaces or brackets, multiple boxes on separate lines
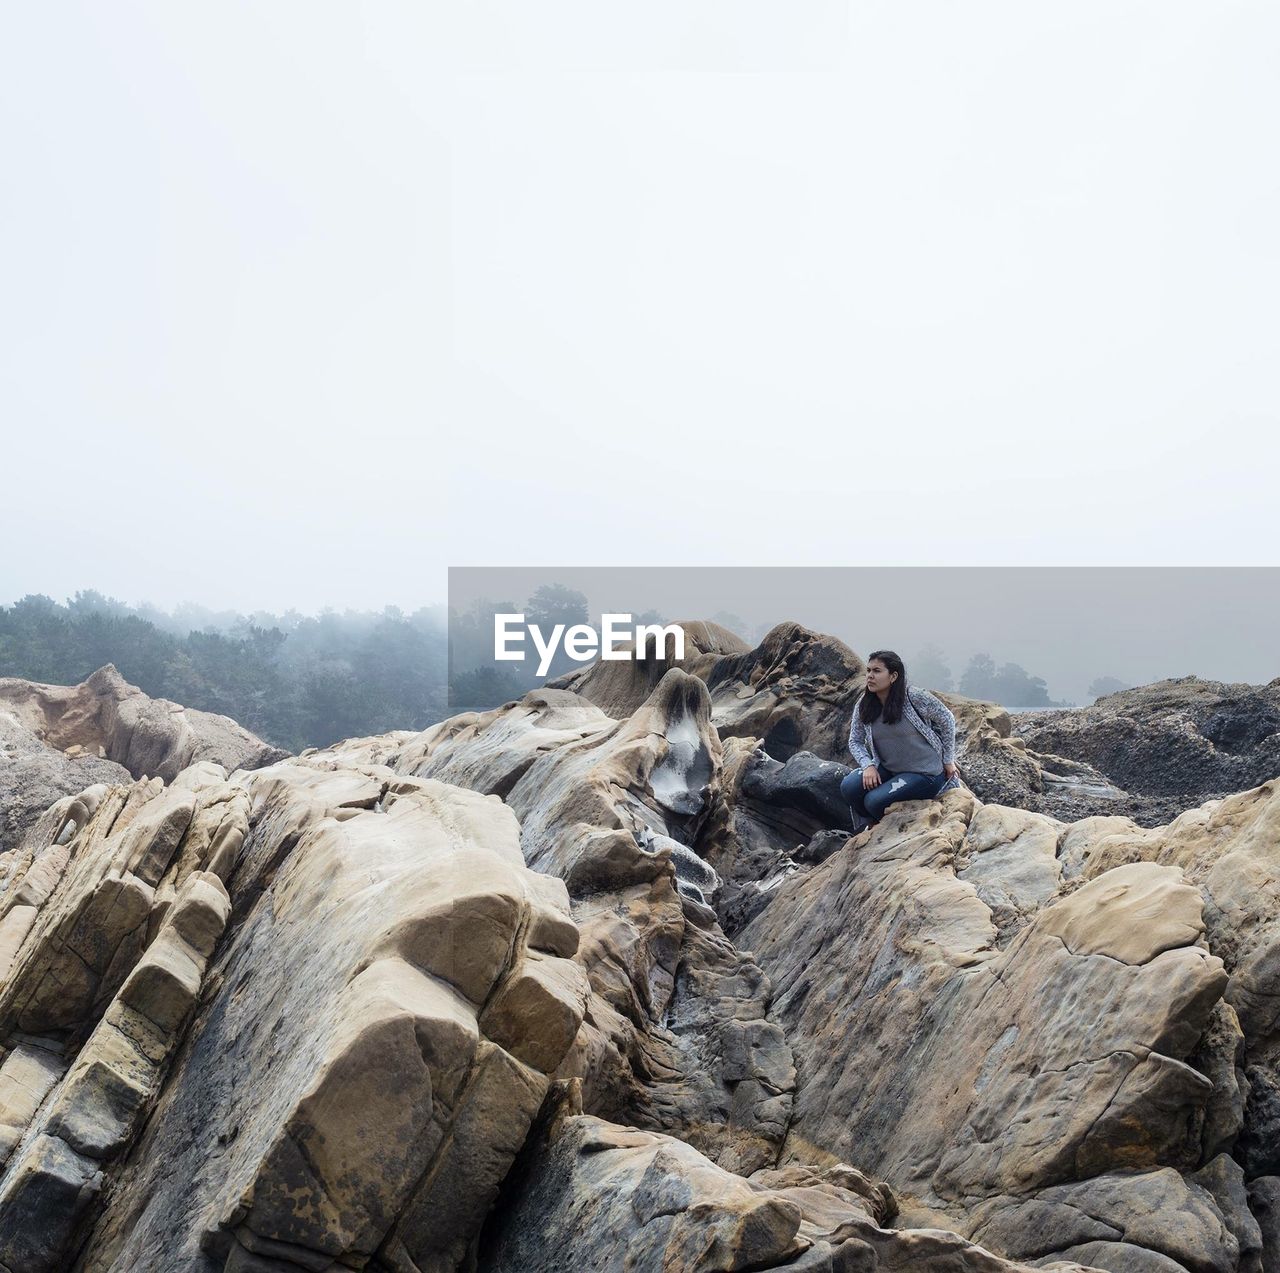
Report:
2,3,1277,614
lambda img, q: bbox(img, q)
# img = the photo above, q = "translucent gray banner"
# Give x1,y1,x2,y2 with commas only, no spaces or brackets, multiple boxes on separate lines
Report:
447,566,1280,713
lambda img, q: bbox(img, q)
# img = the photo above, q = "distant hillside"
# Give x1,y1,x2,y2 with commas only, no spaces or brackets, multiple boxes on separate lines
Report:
0,592,448,751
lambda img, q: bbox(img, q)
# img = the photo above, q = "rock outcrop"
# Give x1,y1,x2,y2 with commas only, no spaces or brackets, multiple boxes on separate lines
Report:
315,671,799,1175
550,622,1158,826
0,632,1277,1273
1014,677,1280,824
550,620,866,763
478,1097,1097,1273
0,708,129,857
0,665,286,854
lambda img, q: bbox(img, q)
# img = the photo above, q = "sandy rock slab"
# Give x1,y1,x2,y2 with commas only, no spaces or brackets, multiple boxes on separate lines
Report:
477,1103,1098,1273
1064,781,1280,1176
321,674,799,1173
72,759,588,1273
741,791,1242,1271
0,708,129,856
0,664,286,784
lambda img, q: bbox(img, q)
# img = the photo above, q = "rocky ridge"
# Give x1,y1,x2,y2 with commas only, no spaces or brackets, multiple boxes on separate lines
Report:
0,665,286,855
0,624,1275,1272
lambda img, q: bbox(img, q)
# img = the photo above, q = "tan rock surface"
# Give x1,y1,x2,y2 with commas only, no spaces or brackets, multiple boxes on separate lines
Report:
0,664,286,785
740,790,1236,1267
71,759,588,1273
476,1104,1098,1273
315,672,799,1174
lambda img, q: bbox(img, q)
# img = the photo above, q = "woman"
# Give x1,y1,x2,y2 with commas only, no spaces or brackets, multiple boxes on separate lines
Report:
840,649,960,828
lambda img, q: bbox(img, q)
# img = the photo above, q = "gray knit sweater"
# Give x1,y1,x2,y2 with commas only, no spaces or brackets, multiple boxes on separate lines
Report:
847,685,957,770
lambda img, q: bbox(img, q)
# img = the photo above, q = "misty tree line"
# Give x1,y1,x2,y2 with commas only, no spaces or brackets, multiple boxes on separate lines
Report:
909,644,1128,707
0,593,448,752
0,591,1132,753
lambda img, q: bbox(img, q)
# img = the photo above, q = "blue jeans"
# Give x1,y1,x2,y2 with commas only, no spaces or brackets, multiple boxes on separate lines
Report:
840,765,949,825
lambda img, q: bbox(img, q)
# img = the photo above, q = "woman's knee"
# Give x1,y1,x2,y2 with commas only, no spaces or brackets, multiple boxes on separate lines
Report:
839,771,865,806
863,784,895,819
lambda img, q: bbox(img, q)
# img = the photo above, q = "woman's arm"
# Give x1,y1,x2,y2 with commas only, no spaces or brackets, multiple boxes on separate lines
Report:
913,688,957,764
848,704,874,768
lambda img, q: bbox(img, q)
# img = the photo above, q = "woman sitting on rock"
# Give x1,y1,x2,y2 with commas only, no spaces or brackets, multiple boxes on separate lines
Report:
840,649,960,829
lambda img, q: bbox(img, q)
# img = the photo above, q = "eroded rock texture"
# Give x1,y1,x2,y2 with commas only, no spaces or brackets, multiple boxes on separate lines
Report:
318,671,799,1176
735,784,1279,1272
1015,678,1280,820
79,762,588,1273
0,631,1277,1273
550,621,1154,825
0,664,285,854
478,1101,1096,1273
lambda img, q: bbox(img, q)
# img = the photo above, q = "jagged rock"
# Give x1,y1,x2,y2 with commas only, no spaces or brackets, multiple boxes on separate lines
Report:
740,790,1237,1269
971,1166,1243,1272
1060,780,1280,1174
1190,1001,1249,1161
309,673,799,1174
0,772,248,1045
794,829,850,867
545,619,752,720
1192,1155,1264,1273
551,620,866,763
73,759,589,1273
0,872,230,1271
0,1042,64,1169
383,673,722,905
0,664,286,785
1247,1177,1280,1273
1014,676,1280,821
4,648,1280,1273
0,708,129,855
696,740,843,938
552,620,1157,825
741,750,854,832
477,1105,1096,1273
0,666,284,856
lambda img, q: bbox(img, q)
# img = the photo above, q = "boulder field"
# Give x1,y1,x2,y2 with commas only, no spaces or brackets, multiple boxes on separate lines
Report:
0,625,1276,1272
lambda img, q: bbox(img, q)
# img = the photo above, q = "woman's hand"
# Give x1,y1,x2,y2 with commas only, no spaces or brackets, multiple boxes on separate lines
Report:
944,762,959,780
862,765,882,790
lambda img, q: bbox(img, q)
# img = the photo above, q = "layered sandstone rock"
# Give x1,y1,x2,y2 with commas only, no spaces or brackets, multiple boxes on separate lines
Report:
736,787,1262,1270
0,642,1277,1273
77,761,589,1273
1058,780,1280,1179
0,665,285,854
0,752,589,1272
309,671,799,1175
477,1101,1097,1273
0,763,247,1270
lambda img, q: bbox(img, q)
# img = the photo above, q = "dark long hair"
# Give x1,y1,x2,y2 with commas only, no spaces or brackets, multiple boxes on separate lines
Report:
858,649,908,725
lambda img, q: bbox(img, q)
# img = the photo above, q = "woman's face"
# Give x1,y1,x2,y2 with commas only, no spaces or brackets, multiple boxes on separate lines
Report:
866,659,898,694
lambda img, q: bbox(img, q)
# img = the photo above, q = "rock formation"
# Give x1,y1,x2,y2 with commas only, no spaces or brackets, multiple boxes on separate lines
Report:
549,621,1170,826
0,665,286,854
0,628,1276,1272
1014,677,1280,824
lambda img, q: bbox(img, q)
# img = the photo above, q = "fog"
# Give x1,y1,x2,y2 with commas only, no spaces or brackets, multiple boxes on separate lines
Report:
451,567,1280,706
2,3,1278,615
